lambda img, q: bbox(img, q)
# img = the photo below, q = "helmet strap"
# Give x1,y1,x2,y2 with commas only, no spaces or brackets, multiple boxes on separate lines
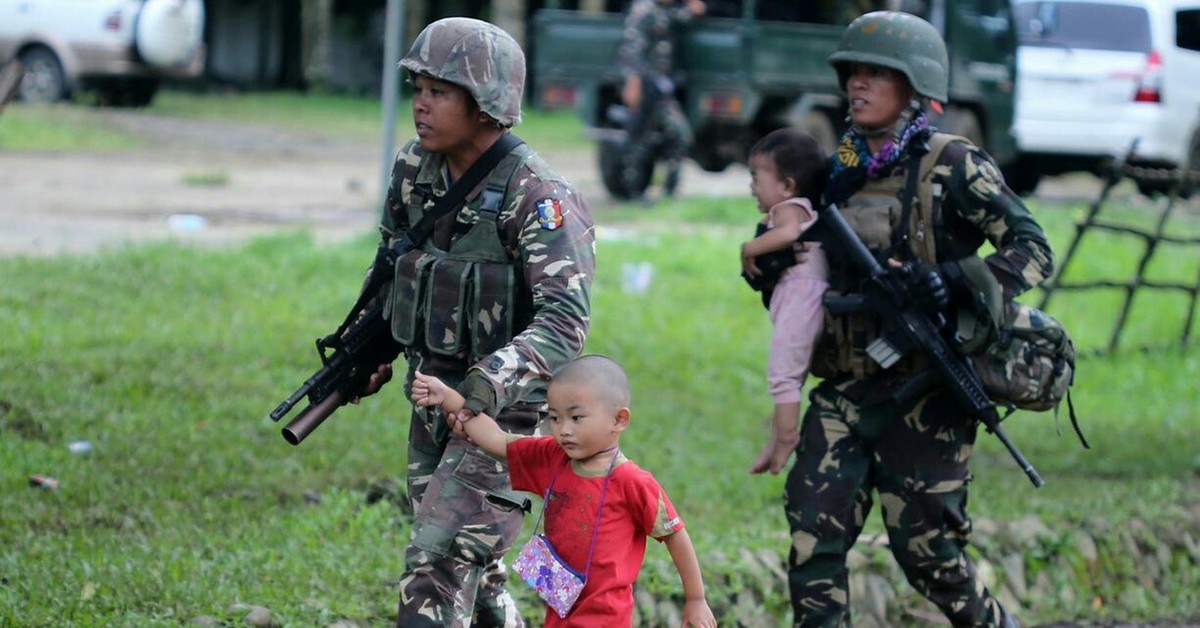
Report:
890,98,922,146
846,98,922,141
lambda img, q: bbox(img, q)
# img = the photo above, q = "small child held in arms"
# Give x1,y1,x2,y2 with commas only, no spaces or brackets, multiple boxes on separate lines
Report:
739,128,830,476
411,355,717,628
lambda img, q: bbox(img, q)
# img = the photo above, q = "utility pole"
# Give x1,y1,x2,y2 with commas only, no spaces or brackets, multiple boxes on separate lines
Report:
379,0,406,211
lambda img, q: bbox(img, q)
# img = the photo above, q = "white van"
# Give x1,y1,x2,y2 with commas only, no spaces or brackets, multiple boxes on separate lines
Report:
1009,0,1200,195
0,0,205,107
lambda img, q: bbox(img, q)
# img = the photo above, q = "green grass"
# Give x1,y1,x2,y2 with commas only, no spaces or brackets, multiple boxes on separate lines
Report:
3,90,1199,624
0,104,144,150
2,191,1199,626
0,89,592,152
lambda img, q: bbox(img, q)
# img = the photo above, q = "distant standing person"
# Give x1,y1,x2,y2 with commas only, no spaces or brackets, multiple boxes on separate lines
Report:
354,17,596,627
780,11,1054,627
411,355,718,628
616,0,706,198
738,128,830,476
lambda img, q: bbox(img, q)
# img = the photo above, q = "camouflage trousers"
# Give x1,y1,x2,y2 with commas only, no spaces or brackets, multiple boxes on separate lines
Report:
782,380,1015,628
625,95,693,194
653,96,693,162
395,371,541,628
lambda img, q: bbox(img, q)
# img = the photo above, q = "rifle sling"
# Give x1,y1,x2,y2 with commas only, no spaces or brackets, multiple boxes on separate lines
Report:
331,133,525,342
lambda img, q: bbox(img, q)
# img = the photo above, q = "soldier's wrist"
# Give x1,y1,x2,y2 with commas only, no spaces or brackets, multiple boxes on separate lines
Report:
457,371,498,417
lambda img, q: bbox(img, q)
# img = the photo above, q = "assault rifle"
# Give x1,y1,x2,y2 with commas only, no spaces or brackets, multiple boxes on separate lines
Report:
820,204,1044,488
267,132,526,445
268,270,403,445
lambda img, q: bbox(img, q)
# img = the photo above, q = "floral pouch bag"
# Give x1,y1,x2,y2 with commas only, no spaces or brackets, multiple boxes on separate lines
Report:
513,449,618,618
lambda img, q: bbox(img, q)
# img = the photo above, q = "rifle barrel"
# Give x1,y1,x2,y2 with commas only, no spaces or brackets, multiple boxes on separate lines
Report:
282,390,346,446
988,419,1045,487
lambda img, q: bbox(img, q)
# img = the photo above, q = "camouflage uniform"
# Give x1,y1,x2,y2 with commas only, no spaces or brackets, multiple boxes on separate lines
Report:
789,137,1052,628
382,17,595,628
616,0,696,193
784,12,1053,628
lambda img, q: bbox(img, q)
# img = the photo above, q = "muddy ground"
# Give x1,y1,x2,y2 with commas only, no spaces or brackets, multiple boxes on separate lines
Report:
0,107,1127,258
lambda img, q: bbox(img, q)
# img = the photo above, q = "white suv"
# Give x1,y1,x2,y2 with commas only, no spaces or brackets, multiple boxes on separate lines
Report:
1009,0,1200,196
0,0,205,107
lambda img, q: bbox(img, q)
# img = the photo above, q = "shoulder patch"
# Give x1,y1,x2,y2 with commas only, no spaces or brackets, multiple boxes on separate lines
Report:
964,149,1004,200
536,198,564,231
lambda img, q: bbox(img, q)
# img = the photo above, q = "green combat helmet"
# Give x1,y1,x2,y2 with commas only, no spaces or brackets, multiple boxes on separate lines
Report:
400,17,525,128
828,11,948,103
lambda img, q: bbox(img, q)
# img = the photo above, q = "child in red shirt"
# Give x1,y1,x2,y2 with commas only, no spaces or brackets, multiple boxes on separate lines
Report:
411,355,717,628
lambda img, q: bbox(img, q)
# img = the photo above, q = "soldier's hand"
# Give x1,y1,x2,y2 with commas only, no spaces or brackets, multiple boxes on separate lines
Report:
686,0,706,16
351,363,393,404
891,259,949,313
449,409,477,442
740,245,762,278
792,240,811,264
622,74,643,110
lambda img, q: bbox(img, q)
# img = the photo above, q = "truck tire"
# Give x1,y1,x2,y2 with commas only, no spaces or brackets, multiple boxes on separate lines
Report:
598,137,653,200
17,47,68,104
801,110,838,156
940,106,984,148
1002,155,1042,197
98,78,161,108
1181,129,1200,199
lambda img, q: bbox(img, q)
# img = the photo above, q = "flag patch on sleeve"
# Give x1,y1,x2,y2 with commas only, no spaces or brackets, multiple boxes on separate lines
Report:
536,198,564,231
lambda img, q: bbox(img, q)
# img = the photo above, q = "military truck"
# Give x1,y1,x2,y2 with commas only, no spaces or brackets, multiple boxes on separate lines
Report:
531,0,1021,198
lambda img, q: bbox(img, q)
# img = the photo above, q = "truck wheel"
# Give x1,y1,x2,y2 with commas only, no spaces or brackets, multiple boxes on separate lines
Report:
1002,156,1042,197
98,78,160,108
17,47,68,104
598,137,653,200
801,110,838,156
1135,176,1173,199
693,151,730,173
941,106,984,148
1181,130,1200,199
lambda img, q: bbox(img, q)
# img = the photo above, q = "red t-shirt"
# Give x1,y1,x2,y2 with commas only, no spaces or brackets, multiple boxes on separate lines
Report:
507,436,684,627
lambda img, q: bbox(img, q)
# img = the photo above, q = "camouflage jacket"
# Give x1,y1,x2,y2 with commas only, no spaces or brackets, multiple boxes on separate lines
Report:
814,132,1054,380
617,0,695,80
380,137,595,412
919,136,1054,301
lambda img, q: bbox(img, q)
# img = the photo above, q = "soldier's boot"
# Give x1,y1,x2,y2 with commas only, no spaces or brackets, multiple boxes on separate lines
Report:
998,604,1022,628
663,157,682,197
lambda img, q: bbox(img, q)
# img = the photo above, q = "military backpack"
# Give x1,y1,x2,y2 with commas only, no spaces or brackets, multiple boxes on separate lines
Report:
908,134,1080,428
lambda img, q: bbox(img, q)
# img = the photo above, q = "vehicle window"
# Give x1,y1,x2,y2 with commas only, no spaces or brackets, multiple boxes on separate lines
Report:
959,0,1013,41
1178,9,1200,52
752,0,891,24
1014,2,1151,52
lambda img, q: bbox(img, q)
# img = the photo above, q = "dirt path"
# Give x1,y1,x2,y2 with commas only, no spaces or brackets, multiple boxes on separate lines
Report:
0,107,1110,258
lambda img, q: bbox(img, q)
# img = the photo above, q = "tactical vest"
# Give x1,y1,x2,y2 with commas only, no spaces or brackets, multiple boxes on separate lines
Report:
812,132,1001,379
385,145,531,363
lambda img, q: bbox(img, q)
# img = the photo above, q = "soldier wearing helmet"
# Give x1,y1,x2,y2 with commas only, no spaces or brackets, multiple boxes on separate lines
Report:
615,0,706,198
358,16,595,627
769,11,1053,627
